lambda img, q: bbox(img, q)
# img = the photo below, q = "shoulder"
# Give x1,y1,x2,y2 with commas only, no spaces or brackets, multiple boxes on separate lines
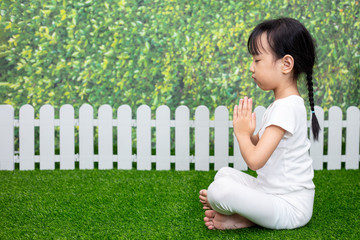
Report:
263,96,305,135
269,95,306,117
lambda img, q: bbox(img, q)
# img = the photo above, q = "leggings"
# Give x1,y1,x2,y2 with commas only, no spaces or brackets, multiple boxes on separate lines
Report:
207,167,315,229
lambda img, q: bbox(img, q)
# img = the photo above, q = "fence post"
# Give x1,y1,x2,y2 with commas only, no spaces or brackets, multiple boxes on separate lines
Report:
19,105,35,170
117,105,132,170
137,105,151,170
98,105,113,170
195,106,209,171
233,133,246,170
327,106,342,170
156,105,171,170
60,104,75,170
79,104,94,169
175,106,190,170
0,105,14,170
345,106,359,169
40,105,55,170
310,106,325,170
214,106,229,170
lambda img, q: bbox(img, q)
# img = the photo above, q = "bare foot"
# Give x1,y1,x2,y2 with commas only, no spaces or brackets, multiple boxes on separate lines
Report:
199,190,212,210
204,210,255,230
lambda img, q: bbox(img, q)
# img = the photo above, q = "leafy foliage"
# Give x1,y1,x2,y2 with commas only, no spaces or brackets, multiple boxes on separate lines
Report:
0,0,359,116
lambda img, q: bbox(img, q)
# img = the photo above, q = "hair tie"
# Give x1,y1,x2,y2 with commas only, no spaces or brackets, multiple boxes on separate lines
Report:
311,110,315,114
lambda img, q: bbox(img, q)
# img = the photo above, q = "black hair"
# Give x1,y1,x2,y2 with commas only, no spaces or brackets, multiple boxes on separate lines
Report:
247,17,320,140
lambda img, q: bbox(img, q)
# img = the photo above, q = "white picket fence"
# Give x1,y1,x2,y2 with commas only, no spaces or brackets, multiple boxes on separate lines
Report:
0,104,359,171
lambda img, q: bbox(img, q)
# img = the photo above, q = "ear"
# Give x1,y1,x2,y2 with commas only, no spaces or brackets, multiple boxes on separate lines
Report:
281,55,294,74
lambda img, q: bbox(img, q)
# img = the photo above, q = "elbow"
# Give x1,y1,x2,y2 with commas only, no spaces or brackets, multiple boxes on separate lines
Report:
248,164,261,171
246,161,259,171
245,156,266,171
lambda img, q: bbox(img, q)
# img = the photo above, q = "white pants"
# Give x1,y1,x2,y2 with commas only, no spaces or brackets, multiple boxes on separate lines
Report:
207,167,315,229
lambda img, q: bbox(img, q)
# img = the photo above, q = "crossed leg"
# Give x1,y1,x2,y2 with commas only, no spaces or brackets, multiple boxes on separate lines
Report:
200,167,280,230
200,188,255,230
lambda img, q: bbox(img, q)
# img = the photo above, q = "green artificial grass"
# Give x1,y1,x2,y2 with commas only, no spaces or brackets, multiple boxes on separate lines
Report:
1,168,359,239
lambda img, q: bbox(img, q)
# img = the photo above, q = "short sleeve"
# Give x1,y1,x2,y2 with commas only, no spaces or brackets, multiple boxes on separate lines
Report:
263,102,296,136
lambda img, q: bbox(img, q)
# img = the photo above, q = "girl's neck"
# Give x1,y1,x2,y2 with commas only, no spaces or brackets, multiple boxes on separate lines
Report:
273,81,300,100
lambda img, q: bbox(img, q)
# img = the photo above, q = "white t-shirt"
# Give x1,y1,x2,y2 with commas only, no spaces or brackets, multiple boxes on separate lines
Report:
256,95,315,194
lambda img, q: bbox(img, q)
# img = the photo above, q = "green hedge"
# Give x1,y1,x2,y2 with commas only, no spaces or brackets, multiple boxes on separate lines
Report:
0,0,359,116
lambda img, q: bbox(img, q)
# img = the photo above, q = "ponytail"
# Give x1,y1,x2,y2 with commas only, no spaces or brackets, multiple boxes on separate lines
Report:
306,71,320,140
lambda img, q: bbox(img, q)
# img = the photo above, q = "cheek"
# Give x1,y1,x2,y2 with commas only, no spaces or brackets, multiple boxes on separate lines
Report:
274,61,283,72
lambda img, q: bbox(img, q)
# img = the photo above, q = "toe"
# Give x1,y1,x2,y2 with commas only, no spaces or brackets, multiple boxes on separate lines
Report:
199,189,207,196
205,221,212,227
205,210,216,218
205,221,215,230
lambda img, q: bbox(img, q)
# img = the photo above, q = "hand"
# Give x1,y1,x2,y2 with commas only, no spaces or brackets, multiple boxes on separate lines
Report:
233,96,256,138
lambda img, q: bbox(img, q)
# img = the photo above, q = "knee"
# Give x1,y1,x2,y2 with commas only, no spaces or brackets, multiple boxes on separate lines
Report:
214,167,234,180
207,177,234,205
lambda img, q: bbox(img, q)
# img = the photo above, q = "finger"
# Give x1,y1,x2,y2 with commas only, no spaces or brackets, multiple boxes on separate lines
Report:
248,98,253,117
233,105,238,119
252,112,256,126
239,99,243,115
243,96,248,115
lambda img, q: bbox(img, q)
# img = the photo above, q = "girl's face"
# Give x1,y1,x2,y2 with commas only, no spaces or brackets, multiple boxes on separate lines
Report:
249,33,283,91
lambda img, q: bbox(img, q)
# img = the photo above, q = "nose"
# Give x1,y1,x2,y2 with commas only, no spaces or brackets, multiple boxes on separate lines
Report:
249,61,255,73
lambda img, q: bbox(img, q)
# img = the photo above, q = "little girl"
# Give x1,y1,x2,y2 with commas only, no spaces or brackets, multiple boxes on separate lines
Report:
199,17,320,230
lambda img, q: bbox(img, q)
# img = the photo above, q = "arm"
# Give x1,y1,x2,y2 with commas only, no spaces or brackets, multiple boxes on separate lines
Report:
233,97,285,171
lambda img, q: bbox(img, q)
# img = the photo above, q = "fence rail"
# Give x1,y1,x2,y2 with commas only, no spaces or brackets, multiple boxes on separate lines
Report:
0,104,359,171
